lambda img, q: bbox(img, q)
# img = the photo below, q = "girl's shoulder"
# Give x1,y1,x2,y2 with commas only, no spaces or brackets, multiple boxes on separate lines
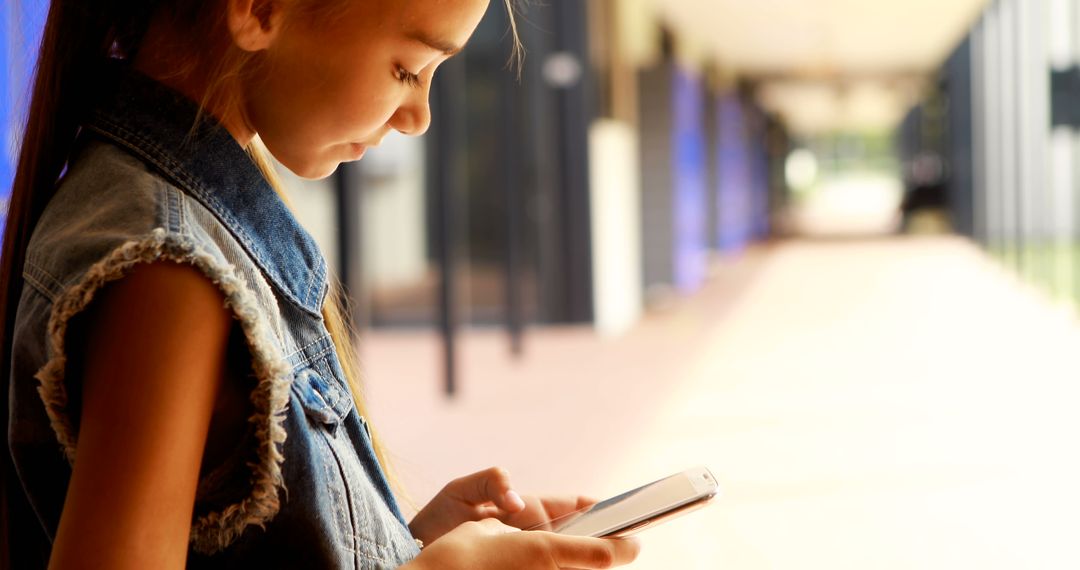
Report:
26,136,223,302
22,133,289,325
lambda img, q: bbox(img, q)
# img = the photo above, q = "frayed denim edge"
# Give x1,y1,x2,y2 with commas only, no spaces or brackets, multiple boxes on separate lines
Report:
33,227,292,555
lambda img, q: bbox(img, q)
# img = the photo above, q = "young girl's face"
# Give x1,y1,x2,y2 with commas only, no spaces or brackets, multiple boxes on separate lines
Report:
246,0,489,179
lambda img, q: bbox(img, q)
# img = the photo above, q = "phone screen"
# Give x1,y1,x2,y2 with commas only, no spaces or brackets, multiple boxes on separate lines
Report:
542,468,717,538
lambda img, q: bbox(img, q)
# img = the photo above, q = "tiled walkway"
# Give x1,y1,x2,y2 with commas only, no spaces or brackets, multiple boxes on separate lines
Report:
360,237,1080,569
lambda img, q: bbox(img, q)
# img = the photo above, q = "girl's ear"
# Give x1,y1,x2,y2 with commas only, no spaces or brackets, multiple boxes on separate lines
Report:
227,0,286,52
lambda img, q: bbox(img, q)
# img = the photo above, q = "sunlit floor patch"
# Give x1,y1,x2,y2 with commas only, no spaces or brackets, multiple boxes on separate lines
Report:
363,236,1080,569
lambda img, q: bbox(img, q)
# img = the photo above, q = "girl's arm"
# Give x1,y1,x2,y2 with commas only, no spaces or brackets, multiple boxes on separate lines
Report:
48,262,234,570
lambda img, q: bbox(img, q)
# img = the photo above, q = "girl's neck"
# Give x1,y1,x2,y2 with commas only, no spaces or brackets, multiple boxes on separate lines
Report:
132,20,257,148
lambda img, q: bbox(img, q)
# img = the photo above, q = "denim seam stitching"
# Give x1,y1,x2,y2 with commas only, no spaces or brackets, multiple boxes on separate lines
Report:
302,345,336,369
317,429,361,561
162,183,173,232
21,270,56,302
179,188,190,234
350,539,398,566
304,270,317,309
24,259,65,298
167,185,186,235
287,334,333,360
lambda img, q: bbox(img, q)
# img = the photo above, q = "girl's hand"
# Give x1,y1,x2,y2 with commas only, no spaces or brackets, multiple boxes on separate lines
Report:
404,518,641,570
408,467,597,545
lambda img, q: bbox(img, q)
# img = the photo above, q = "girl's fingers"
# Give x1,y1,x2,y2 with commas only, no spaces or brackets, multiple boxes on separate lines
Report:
577,496,599,509
519,495,595,531
449,467,526,512
540,495,596,519
476,504,503,519
544,534,641,569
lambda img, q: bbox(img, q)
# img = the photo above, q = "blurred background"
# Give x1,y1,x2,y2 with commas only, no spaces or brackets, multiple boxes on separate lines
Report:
9,0,1080,567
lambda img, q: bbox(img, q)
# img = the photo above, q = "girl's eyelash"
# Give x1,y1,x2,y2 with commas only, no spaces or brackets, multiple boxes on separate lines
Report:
395,66,422,88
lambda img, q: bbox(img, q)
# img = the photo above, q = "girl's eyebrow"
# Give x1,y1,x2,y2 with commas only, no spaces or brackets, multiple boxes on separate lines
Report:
405,29,464,56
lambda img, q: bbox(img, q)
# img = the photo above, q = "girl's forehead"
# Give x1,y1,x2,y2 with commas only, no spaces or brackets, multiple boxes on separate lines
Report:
391,0,491,40
288,0,488,56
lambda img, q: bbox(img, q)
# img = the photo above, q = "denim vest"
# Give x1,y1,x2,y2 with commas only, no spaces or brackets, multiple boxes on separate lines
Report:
7,67,420,568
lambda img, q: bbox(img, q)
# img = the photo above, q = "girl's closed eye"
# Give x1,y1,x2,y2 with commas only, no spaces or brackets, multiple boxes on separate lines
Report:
395,66,423,88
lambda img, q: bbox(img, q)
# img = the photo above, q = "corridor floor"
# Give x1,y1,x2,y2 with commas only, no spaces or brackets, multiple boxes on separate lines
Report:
360,236,1080,569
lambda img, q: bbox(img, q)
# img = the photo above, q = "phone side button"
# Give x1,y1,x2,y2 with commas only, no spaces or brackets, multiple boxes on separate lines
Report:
621,520,652,534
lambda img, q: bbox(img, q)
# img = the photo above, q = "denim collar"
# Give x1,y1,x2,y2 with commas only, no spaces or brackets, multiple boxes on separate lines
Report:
86,65,328,316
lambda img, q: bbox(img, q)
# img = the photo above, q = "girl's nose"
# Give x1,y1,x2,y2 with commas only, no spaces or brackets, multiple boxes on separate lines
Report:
388,93,432,137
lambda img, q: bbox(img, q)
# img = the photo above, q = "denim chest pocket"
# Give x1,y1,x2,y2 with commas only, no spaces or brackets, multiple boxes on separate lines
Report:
292,366,353,428
289,366,419,568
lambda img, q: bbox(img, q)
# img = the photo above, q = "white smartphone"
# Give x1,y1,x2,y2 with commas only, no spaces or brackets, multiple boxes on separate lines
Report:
532,466,720,538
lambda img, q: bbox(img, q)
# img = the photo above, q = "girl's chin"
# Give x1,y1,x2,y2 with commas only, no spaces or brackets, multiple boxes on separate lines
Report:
276,145,366,181
287,158,342,181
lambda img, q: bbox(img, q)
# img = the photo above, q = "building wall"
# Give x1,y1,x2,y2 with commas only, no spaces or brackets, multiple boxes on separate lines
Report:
931,0,1080,302
1,1,48,223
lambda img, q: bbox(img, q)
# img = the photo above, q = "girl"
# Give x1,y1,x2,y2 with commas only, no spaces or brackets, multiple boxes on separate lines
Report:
0,0,641,568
